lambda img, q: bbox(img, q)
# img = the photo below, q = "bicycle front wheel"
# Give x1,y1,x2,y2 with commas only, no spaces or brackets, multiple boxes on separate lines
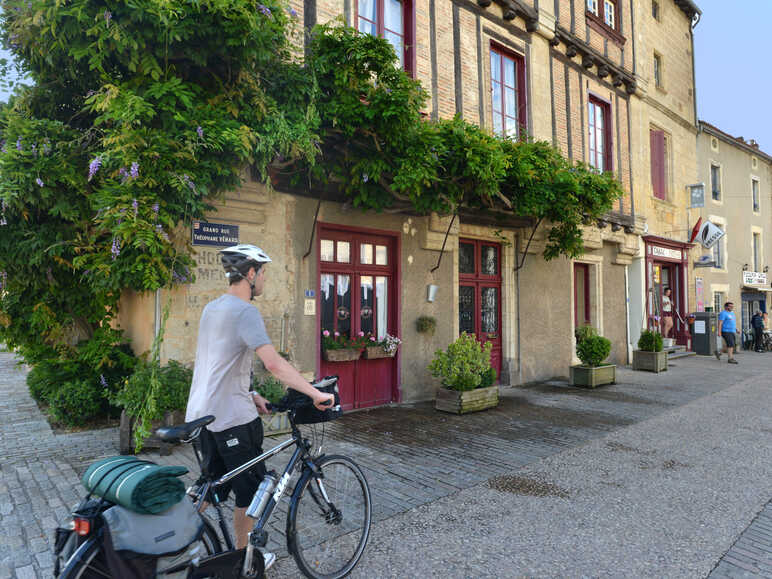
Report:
287,455,372,579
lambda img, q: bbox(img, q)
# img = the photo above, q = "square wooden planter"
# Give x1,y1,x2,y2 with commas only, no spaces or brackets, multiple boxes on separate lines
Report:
119,409,185,455
435,385,499,414
570,364,616,388
362,346,397,359
322,348,361,362
632,350,668,373
261,412,291,437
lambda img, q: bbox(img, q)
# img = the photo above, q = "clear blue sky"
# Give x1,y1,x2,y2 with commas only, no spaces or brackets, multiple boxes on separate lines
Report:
2,1,771,152
693,0,771,152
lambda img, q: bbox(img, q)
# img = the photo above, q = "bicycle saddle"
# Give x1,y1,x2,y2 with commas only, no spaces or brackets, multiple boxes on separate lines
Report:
156,416,215,443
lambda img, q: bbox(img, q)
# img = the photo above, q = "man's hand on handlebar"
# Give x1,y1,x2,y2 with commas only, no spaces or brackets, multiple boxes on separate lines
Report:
313,391,335,410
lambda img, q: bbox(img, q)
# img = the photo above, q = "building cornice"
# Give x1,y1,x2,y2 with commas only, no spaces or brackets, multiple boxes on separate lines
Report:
699,121,772,164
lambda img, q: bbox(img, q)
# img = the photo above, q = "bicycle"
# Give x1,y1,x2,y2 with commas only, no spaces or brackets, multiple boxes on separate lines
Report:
55,376,372,579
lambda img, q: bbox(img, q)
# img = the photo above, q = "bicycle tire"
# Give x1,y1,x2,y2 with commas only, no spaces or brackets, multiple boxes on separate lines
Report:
58,516,221,578
287,455,372,579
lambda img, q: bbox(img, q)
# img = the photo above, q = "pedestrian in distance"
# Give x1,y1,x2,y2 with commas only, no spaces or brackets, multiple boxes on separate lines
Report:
661,287,674,338
716,301,739,364
751,310,765,352
185,244,334,567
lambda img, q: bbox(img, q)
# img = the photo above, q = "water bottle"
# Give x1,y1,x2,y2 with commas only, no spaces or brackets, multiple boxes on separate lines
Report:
245,471,277,519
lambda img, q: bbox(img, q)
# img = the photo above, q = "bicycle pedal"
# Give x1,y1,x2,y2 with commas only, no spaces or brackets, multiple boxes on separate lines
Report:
252,529,268,548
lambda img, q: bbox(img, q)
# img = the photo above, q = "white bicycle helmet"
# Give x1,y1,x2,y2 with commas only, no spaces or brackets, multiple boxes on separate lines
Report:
220,244,272,282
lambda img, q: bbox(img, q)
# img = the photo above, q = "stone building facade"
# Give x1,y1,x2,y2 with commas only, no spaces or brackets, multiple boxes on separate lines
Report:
694,121,772,346
118,0,702,407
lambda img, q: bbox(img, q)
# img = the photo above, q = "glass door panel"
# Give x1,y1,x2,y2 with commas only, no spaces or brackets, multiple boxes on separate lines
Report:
360,276,374,335
459,285,475,334
375,276,388,340
480,287,499,336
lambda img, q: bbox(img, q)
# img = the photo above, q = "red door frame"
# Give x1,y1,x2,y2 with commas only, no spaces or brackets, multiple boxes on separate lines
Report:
316,222,402,407
643,235,691,347
459,238,503,378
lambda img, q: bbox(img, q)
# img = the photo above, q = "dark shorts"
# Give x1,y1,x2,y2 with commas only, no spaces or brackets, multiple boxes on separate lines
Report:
196,418,266,508
722,332,736,348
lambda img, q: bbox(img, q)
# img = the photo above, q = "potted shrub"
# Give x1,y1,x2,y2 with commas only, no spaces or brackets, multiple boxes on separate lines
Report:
112,359,192,454
570,329,615,388
363,333,402,359
633,329,667,373
416,315,437,335
252,374,291,436
429,332,499,414
321,330,364,362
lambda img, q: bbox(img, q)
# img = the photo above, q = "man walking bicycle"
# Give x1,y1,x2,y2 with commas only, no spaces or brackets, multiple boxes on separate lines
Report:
716,301,739,364
185,244,334,564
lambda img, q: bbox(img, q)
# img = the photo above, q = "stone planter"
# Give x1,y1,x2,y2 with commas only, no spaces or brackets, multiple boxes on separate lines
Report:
570,364,616,388
632,350,668,373
261,411,291,437
435,385,499,414
322,348,361,362
362,345,397,359
119,409,185,455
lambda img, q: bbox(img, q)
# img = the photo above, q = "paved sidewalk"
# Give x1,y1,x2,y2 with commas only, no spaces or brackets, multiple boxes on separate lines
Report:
0,347,770,577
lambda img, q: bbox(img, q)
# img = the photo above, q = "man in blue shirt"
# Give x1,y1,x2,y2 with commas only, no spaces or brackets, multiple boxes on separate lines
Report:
716,301,739,364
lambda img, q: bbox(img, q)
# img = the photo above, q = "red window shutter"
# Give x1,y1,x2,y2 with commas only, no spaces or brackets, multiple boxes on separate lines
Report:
650,130,665,199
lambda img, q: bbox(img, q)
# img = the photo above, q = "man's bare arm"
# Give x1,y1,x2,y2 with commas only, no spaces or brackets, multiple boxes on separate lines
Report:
256,344,334,409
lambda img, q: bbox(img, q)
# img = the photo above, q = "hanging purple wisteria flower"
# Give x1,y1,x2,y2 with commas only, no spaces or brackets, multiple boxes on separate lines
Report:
152,203,159,218
196,126,204,138
1,141,6,153
258,4,271,16
119,167,129,183
156,224,169,241
182,174,196,191
88,156,102,181
100,375,109,388
289,7,297,17
35,178,44,187
16,137,22,151
104,10,112,25
111,237,121,259
129,162,139,178
362,173,369,183
132,198,138,216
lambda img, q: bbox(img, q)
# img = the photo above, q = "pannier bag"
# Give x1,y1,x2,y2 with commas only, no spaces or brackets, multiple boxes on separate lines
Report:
277,376,343,424
81,456,187,514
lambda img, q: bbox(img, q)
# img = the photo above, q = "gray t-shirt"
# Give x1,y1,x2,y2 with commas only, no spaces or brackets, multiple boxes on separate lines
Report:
186,294,271,432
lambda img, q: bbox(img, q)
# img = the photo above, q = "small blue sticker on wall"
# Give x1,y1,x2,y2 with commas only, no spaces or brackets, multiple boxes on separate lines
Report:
305,290,315,298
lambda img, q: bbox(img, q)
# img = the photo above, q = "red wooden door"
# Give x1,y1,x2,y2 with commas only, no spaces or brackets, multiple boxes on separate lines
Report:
458,239,502,379
318,225,398,410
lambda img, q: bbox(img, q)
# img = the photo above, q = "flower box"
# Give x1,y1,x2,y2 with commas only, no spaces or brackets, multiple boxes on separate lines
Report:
435,385,499,414
363,345,397,359
322,348,361,362
570,364,616,388
632,350,668,373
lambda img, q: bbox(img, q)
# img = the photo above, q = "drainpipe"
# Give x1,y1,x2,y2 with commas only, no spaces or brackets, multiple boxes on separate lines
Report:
154,288,162,359
625,264,632,363
515,234,522,385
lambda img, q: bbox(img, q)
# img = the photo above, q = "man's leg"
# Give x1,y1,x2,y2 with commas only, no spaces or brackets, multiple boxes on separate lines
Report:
234,507,251,549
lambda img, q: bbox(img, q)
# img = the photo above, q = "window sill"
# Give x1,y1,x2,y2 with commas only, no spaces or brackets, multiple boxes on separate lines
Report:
585,13,626,46
651,195,675,207
655,84,667,95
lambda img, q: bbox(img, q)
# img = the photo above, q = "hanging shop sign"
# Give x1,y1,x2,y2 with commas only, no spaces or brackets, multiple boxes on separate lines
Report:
742,271,767,286
696,221,724,249
651,246,682,260
192,221,240,247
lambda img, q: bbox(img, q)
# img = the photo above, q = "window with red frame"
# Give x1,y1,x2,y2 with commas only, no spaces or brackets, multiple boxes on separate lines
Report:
490,46,526,139
588,97,612,172
357,0,414,76
587,0,618,30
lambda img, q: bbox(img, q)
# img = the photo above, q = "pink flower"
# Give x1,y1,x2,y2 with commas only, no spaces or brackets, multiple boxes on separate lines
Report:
334,331,340,337
322,330,330,337
358,331,364,337
369,336,376,341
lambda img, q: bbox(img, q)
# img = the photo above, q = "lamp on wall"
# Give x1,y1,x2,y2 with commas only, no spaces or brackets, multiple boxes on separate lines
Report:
742,263,749,271
765,266,769,273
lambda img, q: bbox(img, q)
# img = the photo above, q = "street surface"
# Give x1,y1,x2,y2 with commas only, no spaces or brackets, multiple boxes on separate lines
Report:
0,348,769,577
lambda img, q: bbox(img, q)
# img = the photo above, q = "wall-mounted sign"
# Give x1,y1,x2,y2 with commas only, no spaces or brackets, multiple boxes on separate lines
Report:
696,221,725,249
696,277,704,311
651,246,682,260
743,271,768,286
192,221,239,247
689,183,705,208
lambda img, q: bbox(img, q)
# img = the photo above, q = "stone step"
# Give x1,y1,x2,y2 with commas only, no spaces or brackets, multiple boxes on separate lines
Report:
669,350,696,360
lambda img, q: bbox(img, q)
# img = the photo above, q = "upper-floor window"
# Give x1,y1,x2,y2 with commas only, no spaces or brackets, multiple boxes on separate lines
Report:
712,232,724,268
358,0,414,75
653,53,663,88
652,0,660,20
753,232,761,272
650,128,669,200
588,97,611,172
711,164,721,201
587,0,618,30
752,179,760,212
490,46,526,139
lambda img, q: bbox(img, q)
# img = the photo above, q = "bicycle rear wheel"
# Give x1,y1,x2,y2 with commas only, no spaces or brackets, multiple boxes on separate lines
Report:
287,455,372,579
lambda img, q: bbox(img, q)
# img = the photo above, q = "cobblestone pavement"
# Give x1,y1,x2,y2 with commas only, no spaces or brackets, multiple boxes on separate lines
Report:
0,347,770,577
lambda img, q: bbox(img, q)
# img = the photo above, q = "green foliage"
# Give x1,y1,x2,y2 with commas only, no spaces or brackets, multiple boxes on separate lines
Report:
637,329,663,352
252,374,286,405
575,334,612,367
49,379,104,426
416,316,437,335
478,367,497,389
109,358,192,422
574,325,597,344
428,332,493,391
